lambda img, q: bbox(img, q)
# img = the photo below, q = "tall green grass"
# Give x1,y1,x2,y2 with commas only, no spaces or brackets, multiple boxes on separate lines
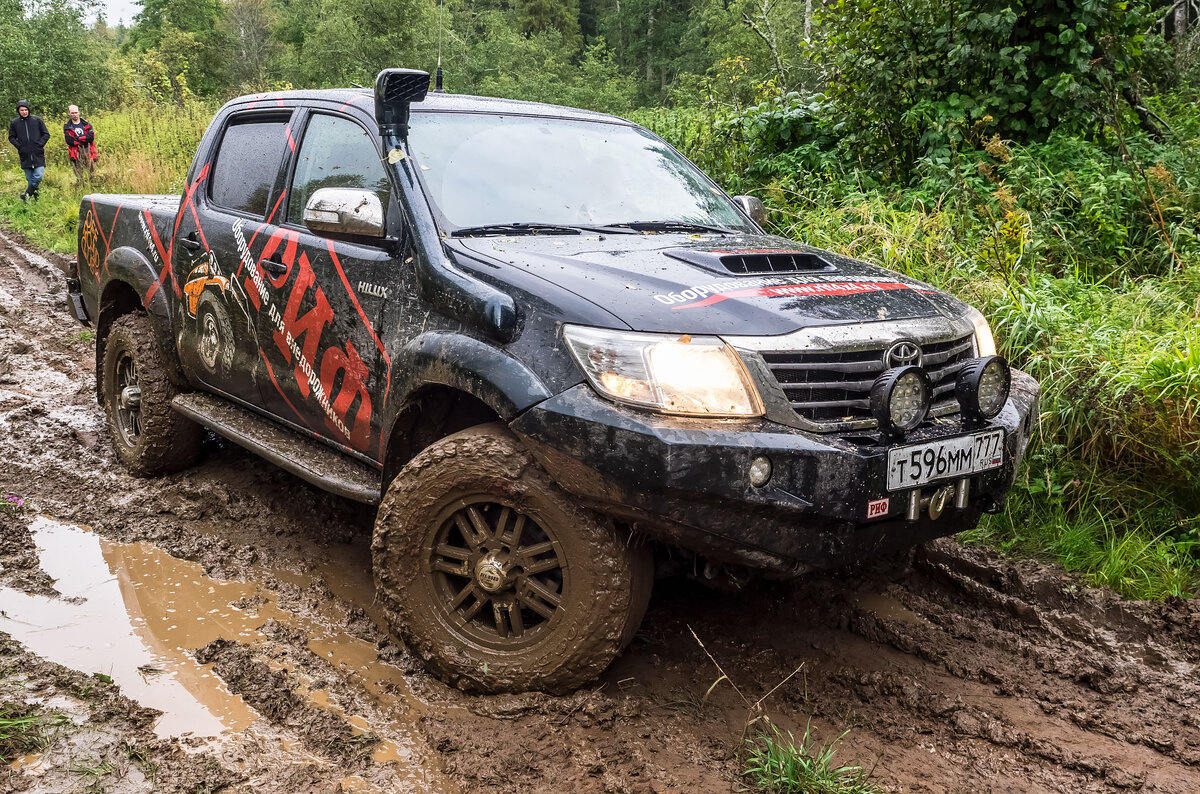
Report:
744,723,881,794
0,103,209,252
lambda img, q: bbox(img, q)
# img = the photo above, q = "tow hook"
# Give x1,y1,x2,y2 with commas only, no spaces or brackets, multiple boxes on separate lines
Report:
907,477,971,521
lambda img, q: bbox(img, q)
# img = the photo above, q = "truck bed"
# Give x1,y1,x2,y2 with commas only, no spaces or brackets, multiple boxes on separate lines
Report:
76,193,183,323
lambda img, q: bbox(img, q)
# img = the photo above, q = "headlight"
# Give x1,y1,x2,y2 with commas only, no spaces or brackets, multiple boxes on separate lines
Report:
966,307,997,357
562,325,763,417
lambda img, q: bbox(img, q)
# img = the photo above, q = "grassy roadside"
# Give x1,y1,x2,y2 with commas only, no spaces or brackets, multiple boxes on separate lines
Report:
0,103,207,253
3,102,1197,600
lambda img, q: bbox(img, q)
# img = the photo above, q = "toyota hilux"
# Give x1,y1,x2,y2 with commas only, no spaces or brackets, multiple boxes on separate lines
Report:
67,69,1039,693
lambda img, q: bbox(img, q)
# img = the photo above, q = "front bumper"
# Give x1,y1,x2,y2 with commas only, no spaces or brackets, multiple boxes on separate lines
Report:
510,370,1039,577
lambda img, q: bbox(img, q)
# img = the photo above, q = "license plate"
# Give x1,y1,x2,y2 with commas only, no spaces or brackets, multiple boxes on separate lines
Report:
886,429,1005,491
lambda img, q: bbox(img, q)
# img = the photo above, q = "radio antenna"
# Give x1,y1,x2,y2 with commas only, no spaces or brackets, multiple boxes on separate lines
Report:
434,1,446,92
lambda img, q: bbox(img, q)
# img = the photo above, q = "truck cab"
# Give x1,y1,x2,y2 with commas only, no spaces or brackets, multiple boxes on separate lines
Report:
68,69,1038,693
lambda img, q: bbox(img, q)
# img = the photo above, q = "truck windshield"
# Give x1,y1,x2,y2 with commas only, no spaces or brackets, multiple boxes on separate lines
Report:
407,112,752,234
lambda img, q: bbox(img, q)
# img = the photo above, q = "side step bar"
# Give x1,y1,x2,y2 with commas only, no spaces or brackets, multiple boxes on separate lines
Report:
172,392,382,505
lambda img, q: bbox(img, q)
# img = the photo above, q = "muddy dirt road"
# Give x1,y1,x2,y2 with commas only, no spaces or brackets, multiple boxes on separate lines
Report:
2,227,1199,794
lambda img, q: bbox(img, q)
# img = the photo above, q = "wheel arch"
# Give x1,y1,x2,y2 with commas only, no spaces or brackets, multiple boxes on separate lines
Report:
381,333,555,488
95,246,182,404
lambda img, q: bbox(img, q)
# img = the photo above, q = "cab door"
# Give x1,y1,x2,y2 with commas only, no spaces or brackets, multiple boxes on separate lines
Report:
250,110,398,460
174,111,292,406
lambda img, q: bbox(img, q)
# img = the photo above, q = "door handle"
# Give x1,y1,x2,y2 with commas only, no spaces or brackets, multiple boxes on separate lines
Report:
180,234,202,252
261,259,287,275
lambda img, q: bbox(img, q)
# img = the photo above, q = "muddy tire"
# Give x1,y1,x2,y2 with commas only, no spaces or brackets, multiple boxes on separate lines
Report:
195,296,235,381
102,313,203,476
372,424,652,694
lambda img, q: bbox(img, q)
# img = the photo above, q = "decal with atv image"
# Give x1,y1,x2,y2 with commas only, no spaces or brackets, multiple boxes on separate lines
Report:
181,250,253,382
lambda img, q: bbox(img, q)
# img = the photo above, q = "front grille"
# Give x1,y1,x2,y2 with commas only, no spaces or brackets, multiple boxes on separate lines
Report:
761,334,975,429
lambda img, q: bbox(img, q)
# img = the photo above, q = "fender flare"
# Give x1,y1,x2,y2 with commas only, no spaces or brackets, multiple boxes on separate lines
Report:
395,332,553,422
103,245,173,329
95,247,183,401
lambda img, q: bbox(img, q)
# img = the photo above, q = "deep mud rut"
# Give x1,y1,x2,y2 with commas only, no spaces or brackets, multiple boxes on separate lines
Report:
1,227,1198,794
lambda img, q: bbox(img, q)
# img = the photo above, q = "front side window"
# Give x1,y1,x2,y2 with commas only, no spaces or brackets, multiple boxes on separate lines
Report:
407,113,752,232
209,118,288,216
288,114,391,227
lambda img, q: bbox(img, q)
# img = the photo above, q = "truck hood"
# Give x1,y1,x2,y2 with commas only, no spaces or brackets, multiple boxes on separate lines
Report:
451,232,969,337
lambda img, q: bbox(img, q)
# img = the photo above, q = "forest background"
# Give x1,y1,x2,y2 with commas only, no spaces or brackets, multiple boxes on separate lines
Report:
2,0,1200,599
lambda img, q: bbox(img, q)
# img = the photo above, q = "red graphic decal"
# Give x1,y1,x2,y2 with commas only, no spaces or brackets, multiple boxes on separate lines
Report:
708,248,800,255
325,240,392,403
273,252,334,398
258,348,315,431
257,228,299,288
319,340,372,448
244,192,288,262
672,281,911,310
104,204,122,277
284,124,296,152
168,162,211,266
142,209,180,304
867,497,890,519
88,197,111,253
337,95,371,112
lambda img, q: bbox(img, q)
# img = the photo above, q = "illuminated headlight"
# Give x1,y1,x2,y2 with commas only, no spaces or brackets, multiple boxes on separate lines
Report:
870,366,931,435
562,325,764,417
966,307,997,357
956,356,1011,424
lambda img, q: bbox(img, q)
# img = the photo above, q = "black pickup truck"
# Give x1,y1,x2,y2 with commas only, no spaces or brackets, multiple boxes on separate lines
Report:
67,69,1038,693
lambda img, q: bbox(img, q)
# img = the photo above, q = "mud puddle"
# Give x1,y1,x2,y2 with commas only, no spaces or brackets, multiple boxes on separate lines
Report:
0,516,453,791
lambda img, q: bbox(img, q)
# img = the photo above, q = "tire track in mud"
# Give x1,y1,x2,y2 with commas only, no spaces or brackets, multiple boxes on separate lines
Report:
2,228,1199,793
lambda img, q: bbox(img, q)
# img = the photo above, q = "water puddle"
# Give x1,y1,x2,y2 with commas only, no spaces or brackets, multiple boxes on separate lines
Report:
0,517,259,737
855,591,930,626
0,517,453,790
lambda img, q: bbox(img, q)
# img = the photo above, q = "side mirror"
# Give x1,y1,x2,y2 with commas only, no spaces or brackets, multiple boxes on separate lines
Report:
303,188,385,238
734,195,768,225
374,68,430,138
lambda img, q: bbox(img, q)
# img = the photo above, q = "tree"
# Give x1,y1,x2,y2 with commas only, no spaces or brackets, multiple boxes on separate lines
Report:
818,0,1154,173
0,0,114,115
517,0,583,52
220,0,279,90
125,0,231,96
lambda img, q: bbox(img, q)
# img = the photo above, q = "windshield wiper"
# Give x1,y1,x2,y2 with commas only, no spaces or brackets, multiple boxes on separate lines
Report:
603,220,736,235
451,223,583,237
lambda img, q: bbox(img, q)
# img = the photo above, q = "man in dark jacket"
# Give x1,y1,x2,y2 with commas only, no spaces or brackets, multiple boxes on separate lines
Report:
63,105,97,179
7,100,50,202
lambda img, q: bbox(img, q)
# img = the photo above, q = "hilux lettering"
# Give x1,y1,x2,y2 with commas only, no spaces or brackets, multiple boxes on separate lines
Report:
357,281,390,299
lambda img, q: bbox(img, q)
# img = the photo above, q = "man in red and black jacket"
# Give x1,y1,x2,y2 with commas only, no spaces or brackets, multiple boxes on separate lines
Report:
63,105,97,178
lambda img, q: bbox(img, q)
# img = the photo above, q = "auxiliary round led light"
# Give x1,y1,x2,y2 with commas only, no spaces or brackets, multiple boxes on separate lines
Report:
956,355,1011,425
870,366,932,436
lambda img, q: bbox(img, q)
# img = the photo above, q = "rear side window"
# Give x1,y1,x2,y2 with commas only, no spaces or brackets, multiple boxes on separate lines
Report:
209,118,289,216
287,113,390,226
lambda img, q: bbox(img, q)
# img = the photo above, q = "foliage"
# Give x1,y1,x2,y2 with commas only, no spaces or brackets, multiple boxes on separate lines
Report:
0,703,65,763
817,0,1154,175
0,0,114,115
744,721,881,794
1,494,27,518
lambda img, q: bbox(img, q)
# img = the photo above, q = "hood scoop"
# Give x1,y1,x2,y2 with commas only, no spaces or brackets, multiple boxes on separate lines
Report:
665,247,837,275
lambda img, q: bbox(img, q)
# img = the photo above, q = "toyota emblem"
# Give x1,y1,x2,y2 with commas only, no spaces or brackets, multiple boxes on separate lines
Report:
884,340,922,368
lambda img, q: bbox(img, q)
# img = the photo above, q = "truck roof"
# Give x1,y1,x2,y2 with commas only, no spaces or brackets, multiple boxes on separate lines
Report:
225,88,634,126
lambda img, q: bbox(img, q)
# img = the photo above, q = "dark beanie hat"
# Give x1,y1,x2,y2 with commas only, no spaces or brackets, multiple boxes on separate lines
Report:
16,100,29,110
